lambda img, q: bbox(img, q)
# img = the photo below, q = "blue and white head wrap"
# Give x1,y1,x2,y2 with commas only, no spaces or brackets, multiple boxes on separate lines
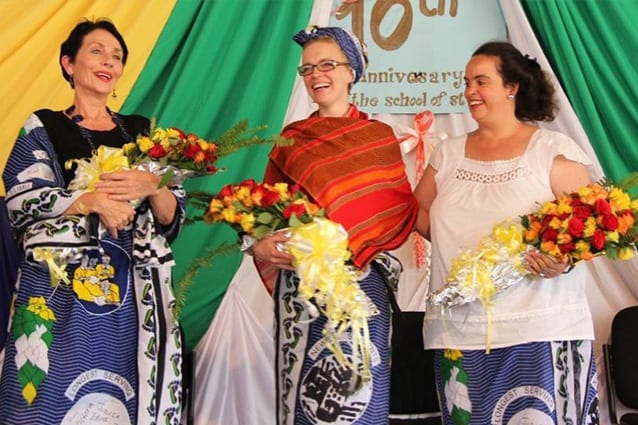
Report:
293,25,368,84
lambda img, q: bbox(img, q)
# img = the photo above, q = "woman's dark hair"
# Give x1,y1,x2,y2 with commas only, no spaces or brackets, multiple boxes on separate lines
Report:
59,18,128,87
473,41,557,122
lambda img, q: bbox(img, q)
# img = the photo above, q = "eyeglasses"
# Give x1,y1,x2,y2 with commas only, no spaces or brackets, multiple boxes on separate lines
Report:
297,60,350,76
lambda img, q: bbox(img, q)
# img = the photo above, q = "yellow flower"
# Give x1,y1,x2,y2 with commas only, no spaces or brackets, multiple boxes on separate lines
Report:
137,136,155,153
239,213,256,233
197,139,209,151
208,198,224,214
122,142,137,155
26,296,56,321
575,239,591,253
273,183,291,202
151,127,167,142
618,247,636,260
609,187,631,212
577,185,594,204
166,127,182,139
548,216,564,230
606,231,619,243
583,217,597,238
540,201,558,216
578,183,609,205
159,136,171,150
443,349,463,361
557,196,573,214
221,208,238,224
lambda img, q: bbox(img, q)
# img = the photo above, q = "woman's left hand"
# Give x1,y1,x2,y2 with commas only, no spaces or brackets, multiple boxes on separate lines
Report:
95,170,161,201
525,249,569,279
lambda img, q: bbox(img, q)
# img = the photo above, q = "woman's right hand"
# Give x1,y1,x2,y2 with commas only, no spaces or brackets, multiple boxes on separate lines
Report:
252,232,295,270
66,192,135,238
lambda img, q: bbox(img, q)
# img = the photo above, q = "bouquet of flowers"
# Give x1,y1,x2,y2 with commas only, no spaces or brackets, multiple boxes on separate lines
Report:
201,179,322,237
428,174,638,312
66,119,289,190
122,125,219,187
189,179,373,383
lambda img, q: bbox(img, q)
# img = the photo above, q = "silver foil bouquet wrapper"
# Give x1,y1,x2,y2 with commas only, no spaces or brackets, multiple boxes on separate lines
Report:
427,246,531,311
134,161,202,186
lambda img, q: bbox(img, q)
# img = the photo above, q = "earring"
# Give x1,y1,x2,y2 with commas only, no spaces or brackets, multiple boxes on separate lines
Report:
507,93,515,99
69,75,75,89
112,89,118,99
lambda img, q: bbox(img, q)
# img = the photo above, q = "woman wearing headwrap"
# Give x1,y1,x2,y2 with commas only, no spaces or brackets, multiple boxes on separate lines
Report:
251,26,419,424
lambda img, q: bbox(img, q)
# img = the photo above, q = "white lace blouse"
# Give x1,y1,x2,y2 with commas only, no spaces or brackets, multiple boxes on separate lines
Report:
424,128,595,350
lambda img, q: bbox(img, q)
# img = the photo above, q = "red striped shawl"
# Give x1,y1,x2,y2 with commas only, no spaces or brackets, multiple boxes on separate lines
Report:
265,107,418,268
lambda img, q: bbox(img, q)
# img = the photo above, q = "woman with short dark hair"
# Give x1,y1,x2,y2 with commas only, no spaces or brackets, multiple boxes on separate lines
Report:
0,19,184,424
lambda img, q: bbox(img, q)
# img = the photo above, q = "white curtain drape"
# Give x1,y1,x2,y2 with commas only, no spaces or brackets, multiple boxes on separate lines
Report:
190,1,638,423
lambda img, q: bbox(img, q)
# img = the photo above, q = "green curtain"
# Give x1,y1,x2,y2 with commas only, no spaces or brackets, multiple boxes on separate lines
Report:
521,0,638,182
122,0,313,350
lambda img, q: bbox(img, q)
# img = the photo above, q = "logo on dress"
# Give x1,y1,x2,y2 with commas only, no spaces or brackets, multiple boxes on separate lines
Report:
299,336,381,424
300,355,372,424
62,369,134,424
491,386,555,425
71,242,130,314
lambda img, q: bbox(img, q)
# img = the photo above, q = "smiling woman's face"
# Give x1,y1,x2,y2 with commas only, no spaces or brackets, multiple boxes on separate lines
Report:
301,39,353,111
463,54,516,123
62,28,124,97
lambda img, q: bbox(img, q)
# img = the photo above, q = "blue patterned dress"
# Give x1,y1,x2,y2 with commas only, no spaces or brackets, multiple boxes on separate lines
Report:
275,255,402,425
0,110,185,425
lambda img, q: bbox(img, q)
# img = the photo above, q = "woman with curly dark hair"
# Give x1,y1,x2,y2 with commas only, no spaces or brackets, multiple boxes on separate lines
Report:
414,41,600,424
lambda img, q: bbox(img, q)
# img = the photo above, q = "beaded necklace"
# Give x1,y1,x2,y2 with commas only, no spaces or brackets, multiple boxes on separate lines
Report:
64,105,133,151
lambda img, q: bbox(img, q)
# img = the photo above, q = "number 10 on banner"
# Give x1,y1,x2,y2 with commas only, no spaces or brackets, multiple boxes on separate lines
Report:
335,0,459,51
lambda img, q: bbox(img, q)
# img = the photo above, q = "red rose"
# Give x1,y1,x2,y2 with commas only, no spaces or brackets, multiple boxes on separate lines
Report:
573,205,593,220
241,179,257,190
283,203,306,219
558,241,576,255
204,152,218,163
218,184,234,198
183,143,201,159
592,229,606,251
567,217,584,238
148,144,167,159
601,214,619,231
570,196,584,207
594,198,612,215
261,189,280,208
289,184,301,195
541,228,558,242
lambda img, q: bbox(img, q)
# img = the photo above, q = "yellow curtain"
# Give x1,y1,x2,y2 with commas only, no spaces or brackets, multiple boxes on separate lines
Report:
0,0,176,195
